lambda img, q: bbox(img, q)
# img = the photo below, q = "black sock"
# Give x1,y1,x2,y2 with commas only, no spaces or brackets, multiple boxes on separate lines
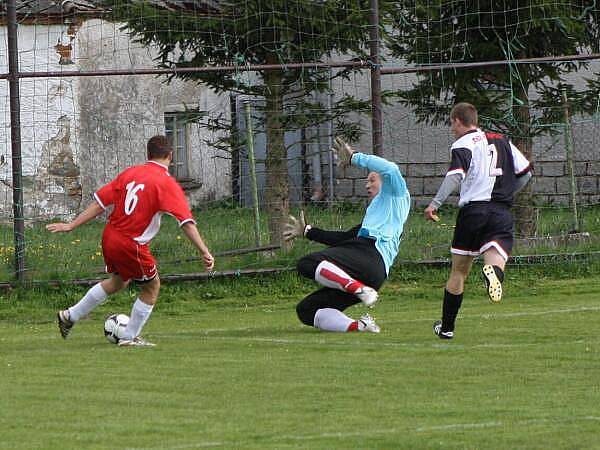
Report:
442,289,463,332
493,266,505,282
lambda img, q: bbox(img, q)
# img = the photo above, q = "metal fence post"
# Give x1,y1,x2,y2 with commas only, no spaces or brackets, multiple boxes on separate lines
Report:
369,0,383,156
562,89,580,232
243,101,261,246
7,0,26,281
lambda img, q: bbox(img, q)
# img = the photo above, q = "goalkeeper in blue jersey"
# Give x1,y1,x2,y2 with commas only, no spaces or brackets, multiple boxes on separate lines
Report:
284,138,411,333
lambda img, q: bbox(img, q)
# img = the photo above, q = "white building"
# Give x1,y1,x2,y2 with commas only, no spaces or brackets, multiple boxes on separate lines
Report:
0,0,231,221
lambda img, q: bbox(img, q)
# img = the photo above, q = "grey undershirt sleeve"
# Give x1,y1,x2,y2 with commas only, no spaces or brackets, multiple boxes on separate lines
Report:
514,171,532,194
430,173,462,209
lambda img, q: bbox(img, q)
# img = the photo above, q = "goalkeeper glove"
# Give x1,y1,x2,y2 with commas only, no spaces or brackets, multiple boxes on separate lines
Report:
331,137,355,169
283,210,310,242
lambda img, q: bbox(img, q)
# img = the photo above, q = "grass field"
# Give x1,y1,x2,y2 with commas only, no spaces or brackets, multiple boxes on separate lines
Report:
1,266,599,449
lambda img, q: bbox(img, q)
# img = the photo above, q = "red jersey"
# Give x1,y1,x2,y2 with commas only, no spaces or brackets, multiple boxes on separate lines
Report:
94,161,195,244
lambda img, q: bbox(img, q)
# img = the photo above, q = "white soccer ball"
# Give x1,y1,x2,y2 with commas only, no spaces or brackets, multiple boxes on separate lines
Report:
104,313,130,344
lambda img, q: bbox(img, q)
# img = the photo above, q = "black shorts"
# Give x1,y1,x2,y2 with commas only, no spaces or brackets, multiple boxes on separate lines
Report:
299,237,386,289
451,201,513,260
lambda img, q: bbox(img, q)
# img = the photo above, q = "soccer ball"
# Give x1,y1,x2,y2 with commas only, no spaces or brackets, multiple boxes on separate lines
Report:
104,313,130,344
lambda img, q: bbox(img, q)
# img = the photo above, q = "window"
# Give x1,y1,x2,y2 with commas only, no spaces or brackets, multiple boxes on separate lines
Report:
164,113,191,180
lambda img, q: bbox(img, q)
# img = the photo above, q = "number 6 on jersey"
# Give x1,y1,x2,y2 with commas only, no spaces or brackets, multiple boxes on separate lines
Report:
125,181,145,215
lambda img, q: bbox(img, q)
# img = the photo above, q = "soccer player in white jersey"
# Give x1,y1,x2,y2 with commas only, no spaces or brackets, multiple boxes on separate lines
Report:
47,136,215,346
424,103,532,339
284,137,411,333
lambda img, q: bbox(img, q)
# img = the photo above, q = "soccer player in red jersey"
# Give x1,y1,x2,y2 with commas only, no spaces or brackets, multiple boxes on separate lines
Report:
425,103,532,340
47,135,214,346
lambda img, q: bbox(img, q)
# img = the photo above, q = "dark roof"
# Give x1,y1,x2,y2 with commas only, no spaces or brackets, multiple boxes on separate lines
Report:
1,0,220,19
130,1,221,12
0,1,105,21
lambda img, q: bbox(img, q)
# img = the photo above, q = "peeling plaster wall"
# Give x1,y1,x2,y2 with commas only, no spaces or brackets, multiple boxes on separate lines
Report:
0,20,231,223
0,25,82,221
75,19,231,209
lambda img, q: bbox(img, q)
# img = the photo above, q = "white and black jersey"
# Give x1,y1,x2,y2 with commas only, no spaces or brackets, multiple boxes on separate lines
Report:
448,129,531,207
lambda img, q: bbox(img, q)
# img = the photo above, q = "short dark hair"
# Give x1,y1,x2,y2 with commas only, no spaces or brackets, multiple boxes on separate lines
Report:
147,135,173,159
450,102,478,127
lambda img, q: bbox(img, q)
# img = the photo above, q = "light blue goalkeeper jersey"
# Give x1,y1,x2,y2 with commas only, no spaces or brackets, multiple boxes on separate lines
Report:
352,152,411,275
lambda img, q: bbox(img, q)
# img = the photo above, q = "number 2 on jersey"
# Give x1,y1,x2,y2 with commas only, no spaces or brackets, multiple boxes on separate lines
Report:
488,144,504,177
125,181,145,215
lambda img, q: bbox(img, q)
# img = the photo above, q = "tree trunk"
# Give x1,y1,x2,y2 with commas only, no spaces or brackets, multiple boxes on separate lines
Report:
264,70,289,246
511,95,537,238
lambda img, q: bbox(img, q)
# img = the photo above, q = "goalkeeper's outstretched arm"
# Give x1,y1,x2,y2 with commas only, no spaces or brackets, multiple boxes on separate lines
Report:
306,224,362,246
284,210,361,245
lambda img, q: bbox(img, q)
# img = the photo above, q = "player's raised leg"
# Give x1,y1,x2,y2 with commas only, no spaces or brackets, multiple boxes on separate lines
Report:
57,274,128,339
298,257,379,307
482,246,507,303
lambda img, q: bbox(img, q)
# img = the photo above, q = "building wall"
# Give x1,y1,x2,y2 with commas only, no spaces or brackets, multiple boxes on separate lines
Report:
329,63,600,207
0,19,231,222
74,19,232,209
0,24,82,221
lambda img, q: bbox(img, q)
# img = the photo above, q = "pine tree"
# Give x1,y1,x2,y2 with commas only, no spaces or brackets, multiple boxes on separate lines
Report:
386,1,600,236
105,0,374,244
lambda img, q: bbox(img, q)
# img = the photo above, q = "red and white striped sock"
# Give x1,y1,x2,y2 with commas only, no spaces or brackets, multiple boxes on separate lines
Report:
347,320,359,332
315,260,365,293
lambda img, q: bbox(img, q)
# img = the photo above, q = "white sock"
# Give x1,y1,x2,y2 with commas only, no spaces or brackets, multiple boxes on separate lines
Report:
314,260,364,293
68,283,108,322
313,308,354,332
123,298,154,340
